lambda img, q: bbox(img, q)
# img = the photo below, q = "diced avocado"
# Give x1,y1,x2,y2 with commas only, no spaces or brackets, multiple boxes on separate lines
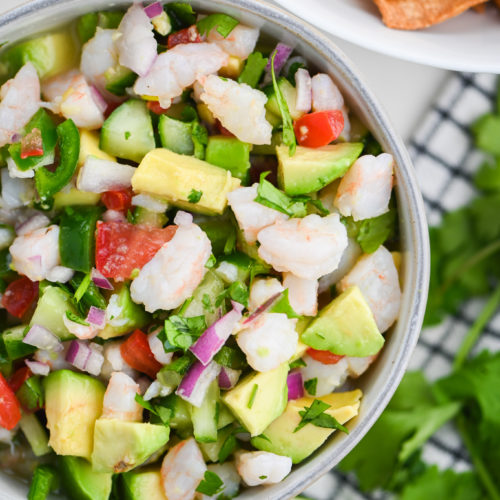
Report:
2,325,35,360
105,64,137,96
200,425,233,462
30,286,77,341
18,412,50,457
179,270,225,326
158,114,194,156
265,77,304,121
54,188,101,208
79,129,116,166
206,136,251,183
100,100,155,163
45,370,105,459
99,284,149,340
122,468,167,500
132,148,241,215
301,286,384,357
91,419,170,473
0,30,78,82
277,143,363,196
197,103,216,126
189,380,219,443
222,363,289,436
251,390,362,463
59,456,112,500
219,56,244,79
133,207,168,228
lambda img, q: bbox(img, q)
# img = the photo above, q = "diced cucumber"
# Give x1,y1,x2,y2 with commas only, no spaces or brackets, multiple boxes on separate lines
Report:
215,251,270,285
53,188,101,208
189,380,219,443
160,394,192,436
19,413,51,457
197,216,237,256
104,65,137,96
77,11,124,44
265,109,283,129
199,425,233,462
265,77,304,120
253,131,283,155
30,286,77,341
205,136,251,183
100,100,155,163
133,207,168,228
217,403,235,430
158,115,194,156
2,325,35,360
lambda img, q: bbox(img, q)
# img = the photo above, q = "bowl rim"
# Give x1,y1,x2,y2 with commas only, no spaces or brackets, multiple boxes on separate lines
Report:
0,0,430,498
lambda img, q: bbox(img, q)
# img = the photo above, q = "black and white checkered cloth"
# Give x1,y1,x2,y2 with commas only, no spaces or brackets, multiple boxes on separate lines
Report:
302,72,500,500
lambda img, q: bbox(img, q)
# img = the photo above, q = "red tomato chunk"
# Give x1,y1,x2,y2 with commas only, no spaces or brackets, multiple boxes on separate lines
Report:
294,110,344,148
167,25,202,49
307,347,345,365
101,189,133,213
0,373,21,430
2,277,39,319
120,329,162,379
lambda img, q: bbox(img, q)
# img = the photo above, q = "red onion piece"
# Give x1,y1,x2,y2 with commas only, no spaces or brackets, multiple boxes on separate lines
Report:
264,42,293,83
243,292,282,325
86,306,106,329
15,213,50,236
287,370,304,400
295,68,312,113
218,366,241,390
91,268,114,290
90,85,108,114
144,1,163,18
66,340,104,376
190,301,244,366
25,359,50,376
176,361,221,407
23,324,63,352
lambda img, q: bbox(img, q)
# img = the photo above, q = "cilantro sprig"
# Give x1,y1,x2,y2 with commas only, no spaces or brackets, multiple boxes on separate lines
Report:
134,394,171,427
195,471,224,496
294,399,349,433
197,13,239,37
161,314,206,351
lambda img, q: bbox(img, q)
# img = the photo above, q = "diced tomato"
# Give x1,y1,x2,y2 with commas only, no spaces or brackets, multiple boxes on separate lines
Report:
147,101,170,115
101,188,133,213
215,120,234,137
167,25,202,49
20,127,43,159
120,330,162,379
95,221,177,280
104,101,121,119
8,366,31,393
0,373,21,430
2,277,39,319
306,348,345,365
294,110,344,148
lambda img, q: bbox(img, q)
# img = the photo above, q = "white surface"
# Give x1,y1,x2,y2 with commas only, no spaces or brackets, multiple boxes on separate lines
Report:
0,0,449,142
274,0,500,73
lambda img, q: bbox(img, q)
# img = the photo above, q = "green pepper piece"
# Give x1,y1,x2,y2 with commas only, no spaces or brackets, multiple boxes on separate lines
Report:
8,109,57,172
35,119,80,201
59,206,102,273
17,375,44,412
77,11,124,44
70,273,107,310
28,464,56,500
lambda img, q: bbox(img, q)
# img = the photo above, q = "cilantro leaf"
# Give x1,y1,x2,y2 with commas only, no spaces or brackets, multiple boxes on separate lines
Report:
65,311,89,326
216,281,249,308
304,378,317,396
294,399,348,433
195,471,224,496
270,51,296,156
134,394,171,427
269,288,300,318
164,315,206,351
472,113,500,156
74,272,91,303
188,189,203,204
165,3,196,30
289,358,307,370
357,208,397,253
213,345,248,370
197,13,239,37
238,52,268,88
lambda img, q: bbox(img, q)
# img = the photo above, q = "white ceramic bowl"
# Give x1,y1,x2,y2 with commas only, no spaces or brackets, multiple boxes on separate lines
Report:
0,1,430,499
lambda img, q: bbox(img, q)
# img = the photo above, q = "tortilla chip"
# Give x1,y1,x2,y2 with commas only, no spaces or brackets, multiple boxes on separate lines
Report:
373,0,488,30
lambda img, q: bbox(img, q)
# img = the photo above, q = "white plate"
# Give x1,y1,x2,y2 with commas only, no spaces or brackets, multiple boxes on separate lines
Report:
273,0,500,73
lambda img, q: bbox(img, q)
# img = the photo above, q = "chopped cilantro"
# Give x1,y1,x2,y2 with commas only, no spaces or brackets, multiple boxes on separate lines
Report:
269,288,300,318
238,52,268,88
134,394,171,427
304,378,317,396
197,13,239,37
74,272,91,303
195,470,224,496
164,315,206,351
188,189,203,204
259,475,268,480
289,358,307,370
205,254,216,269
247,384,259,409
65,311,89,326
294,399,349,433
124,131,131,140
216,281,249,308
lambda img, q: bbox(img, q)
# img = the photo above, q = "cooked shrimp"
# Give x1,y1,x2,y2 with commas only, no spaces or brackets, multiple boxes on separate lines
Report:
148,328,173,365
116,4,157,76
248,277,284,312
257,213,348,280
0,62,40,147
161,438,207,500
227,185,288,244
9,225,73,282
311,73,344,111
200,75,272,145
101,371,143,422
346,355,377,378
207,24,259,59
41,69,80,101
334,153,394,221
130,212,212,312
237,313,297,372
134,43,228,108
100,341,137,380
338,245,401,333
199,463,240,500
301,354,349,396
235,450,292,486
283,273,318,316
80,28,118,97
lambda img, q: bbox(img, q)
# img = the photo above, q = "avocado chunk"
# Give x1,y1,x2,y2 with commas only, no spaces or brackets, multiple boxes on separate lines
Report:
251,390,362,463
222,363,288,437
45,370,105,459
1,325,36,360
277,143,363,196
301,286,383,357
122,468,167,500
30,286,77,341
59,456,112,500
132,148,241,215
92,419,170,473
0,30,78,81
205,135,251,183
99,284,149,340
265,77,304,121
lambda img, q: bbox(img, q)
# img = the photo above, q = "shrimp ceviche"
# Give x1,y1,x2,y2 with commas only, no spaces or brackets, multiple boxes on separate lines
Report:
0,2,402,499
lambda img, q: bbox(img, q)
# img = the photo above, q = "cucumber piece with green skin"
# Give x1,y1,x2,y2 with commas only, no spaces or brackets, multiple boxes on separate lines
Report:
189,379,219,443
100,100,155,163
104,65,137,97
132,207,168,228
205,136,251,184
19,413,50,457
30,286,77,341
122,468,166,500
158,114,194,156
1,325,36,360
217,403,235,429
200,425,233,462
159,394,192,434
265,77,304,120
197,216,237,256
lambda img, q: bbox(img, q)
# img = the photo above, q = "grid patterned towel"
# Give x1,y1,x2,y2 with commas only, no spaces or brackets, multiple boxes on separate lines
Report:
302,72,499,500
